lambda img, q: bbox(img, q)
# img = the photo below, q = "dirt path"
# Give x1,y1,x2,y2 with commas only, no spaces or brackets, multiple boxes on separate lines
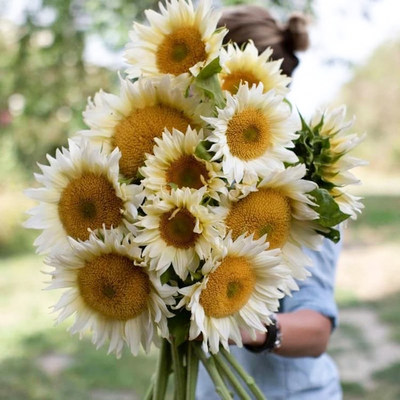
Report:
330,307,400,389
331,242,400,390
336,243,400,301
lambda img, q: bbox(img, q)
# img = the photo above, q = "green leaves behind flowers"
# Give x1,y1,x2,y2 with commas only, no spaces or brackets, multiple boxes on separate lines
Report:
294,113,337,191
168,309,192,347
194,140,213,161
294,112,349,242
310,188,349,243
194,57,225,109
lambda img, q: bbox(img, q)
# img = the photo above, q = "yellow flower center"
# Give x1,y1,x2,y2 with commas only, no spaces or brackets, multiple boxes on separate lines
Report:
156,26,206,75
166,155,209,190
221,70,261,94
226,108,271,160
78,253,150,320
226,188,292,249
114,105,193,178
58,173,123,241
200,256,255,318
159,208,199,249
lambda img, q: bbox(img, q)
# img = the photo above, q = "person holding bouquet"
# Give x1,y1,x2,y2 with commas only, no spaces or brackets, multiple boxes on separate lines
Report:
26,1,365,398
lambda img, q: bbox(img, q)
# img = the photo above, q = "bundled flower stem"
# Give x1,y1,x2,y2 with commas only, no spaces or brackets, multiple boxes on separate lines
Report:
186,342,200,400
152,339,172,400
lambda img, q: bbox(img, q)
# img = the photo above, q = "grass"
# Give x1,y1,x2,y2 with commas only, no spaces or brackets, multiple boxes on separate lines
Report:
0,333,159,400
346,195,400,243
370,292,400,344
374,362,400,384
330,290,400,400
335,288,363,308
343,386,400,400
341,381,366,397
338,323,370,352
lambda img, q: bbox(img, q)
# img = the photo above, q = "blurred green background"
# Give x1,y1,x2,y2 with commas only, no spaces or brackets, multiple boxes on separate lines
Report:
1,0,399,399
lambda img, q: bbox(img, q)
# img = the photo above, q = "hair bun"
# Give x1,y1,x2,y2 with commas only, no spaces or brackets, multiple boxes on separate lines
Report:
285,12,310,51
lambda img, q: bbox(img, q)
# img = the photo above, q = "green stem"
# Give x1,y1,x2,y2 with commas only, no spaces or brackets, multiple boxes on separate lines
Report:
213,358,234,398
153,338,172,400
144,377,154,400
220,347,266,400
193,345,232,400
170,337,186,400
212,353,252,400
186,342,200,400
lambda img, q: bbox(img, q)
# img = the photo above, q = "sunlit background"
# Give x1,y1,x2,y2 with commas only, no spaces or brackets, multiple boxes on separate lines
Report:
1,0,399,399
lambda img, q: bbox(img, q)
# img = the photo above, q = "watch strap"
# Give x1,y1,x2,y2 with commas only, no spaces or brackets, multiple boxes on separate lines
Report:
244,313,282,353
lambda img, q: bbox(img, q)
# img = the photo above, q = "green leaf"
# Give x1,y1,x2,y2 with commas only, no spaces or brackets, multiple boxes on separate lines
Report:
317,227,341,243
196,57,222,79
194,75,225,109
194,58,225,109
283,97,293,112
119,176,134,185
194,140,212,161
312,114,325,133
298,110,313,134
160,265,180,285
311,188,350,227
189,271,203,282
168,309,192,347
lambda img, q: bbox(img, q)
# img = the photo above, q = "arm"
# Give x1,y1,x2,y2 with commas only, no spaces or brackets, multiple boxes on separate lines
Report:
241,309,332,358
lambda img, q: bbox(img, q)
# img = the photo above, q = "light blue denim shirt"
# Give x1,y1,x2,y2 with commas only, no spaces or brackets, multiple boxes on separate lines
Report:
197,238,342,400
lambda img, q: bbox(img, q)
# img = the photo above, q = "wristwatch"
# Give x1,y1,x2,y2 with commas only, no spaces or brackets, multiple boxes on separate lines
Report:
244,313,282,353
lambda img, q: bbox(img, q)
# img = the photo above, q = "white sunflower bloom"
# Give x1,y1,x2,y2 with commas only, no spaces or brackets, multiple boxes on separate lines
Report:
135,187,225,280
140,127,226,200
177,233,292,354
222,164,322,281
227,169,259,201
330,187,364,221
204,83,299,184
45,229,176,358
219,41,291,96
24,140,143,255
125,0,226,78
79,75,210,179
310,105,366,219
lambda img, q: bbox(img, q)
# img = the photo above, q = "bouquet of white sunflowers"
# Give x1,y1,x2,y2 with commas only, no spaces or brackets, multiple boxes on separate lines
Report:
25,0,365,399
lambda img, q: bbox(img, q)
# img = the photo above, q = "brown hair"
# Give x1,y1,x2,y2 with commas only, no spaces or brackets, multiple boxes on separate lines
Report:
218,5,310,76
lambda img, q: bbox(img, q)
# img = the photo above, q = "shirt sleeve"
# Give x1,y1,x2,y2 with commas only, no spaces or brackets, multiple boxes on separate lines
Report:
281,237,342,329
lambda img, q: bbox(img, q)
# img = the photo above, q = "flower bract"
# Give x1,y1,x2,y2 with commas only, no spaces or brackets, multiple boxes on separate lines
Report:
310,105,366,219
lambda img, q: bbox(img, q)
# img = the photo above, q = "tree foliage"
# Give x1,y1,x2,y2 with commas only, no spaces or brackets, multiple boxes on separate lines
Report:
338,39,400,174
0,0,159,182
221,0,314,14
